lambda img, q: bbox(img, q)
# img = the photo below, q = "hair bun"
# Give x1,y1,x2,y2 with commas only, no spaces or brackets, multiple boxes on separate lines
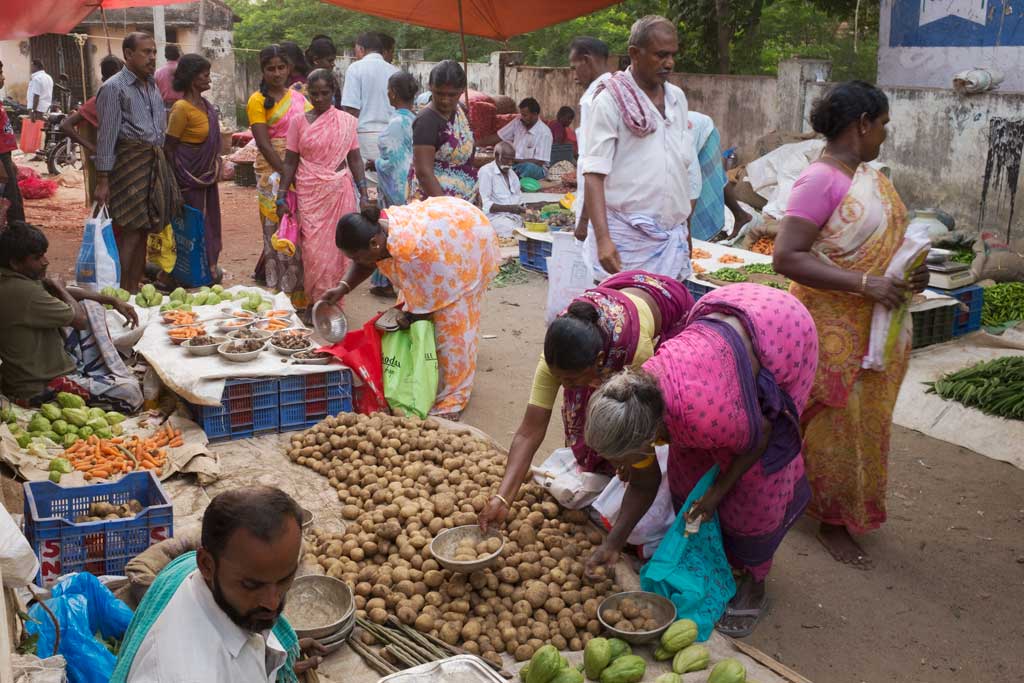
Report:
565,300,600,324
361,206,382,224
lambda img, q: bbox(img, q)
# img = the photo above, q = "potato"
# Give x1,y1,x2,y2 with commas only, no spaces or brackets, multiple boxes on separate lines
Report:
513,644,534,662
613,620,634,632
620,597,641,619
368,607,388,624
603,608,623,624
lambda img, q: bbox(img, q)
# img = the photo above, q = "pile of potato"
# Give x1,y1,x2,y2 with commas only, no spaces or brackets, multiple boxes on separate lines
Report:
289,412,620,663
74,499,143,523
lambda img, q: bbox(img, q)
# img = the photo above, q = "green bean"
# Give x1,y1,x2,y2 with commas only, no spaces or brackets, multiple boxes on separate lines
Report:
708,268,748,282
981,283,1024,327
925,356,1024,420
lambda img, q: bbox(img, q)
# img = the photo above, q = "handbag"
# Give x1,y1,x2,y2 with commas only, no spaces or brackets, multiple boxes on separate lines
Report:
170,205,212,287
75,203,121,290
640,465,736,641
146,224,176,274
380,320,439,418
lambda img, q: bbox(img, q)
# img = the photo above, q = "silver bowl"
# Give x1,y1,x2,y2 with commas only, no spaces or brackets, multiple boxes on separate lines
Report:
299,506,314,530
227,328,273,342
597,591,677,644
289,351,334,365
183,335,228,357
317,616,355,654
217,340,267,363
218,318,257,334
270,337,313,356
282,575,355,639
430,525,505,573
312,300,348,343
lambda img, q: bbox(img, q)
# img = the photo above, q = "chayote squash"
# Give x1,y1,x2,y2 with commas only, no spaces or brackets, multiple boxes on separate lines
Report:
660,619,698,653
598,655,645,683
525,645,562,683
707,658,746,683
551,670,584,683
86,417,109,432
40,403,62,422
105,411,126,425
88,407,107,421
62,408,89,427
653,646,673,661
519,665,530,682
50,420,69,436
62,433,79,449
607,638,631,662
56,392,86,409
654,674,683,683
78,426,94,439
584,637,611,680
672,644,710,674
28,414,51,433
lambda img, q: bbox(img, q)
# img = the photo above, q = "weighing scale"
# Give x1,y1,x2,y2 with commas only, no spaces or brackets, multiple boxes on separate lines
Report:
926,249,977,290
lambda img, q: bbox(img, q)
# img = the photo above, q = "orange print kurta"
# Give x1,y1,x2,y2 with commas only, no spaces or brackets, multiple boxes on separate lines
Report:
378,197,501,414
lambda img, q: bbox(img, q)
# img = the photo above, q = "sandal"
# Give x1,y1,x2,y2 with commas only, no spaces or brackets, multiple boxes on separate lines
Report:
715,595,768,638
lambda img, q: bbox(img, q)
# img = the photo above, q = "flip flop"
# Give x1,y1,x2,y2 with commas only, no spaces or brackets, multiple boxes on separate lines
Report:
715,595,769,639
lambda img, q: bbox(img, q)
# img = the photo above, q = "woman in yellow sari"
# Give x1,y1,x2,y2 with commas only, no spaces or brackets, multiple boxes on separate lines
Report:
247,45,311,306
774,81,929,569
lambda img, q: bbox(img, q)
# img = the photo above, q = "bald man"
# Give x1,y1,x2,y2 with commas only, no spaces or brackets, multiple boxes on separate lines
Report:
478,141,525,236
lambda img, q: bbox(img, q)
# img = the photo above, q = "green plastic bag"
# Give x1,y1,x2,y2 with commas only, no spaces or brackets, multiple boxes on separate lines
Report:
380,320,439,419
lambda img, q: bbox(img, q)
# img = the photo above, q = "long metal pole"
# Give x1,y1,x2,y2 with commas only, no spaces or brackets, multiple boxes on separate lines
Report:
153,5,167,67
458,0,469,106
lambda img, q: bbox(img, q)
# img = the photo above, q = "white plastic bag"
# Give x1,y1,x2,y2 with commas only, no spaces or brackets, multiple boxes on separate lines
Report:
591,445,676,558
545,231,593,324
1,506,39,587
74,203,120,291
532,447,611,509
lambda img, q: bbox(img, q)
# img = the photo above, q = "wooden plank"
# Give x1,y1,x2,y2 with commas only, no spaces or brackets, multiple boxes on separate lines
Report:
730,638,814,683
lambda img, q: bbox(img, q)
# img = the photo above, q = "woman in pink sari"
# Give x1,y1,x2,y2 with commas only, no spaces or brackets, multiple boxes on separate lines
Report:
582,284,819,638
277,69,369,310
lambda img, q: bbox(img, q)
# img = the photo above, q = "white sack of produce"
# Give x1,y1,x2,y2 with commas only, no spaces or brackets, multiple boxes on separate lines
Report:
1,505,39,586
592,445,675,558
532,447,611,509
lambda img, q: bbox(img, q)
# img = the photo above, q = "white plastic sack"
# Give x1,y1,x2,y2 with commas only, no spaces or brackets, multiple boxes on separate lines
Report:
545,231,593,324
862,223,931,371
12,654,67,683
591,445,675,558
1,506,39,587
532,447,611,510
74,204,120,291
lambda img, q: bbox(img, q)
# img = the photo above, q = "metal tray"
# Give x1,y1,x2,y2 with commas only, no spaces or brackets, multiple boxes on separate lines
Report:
378,655,505,683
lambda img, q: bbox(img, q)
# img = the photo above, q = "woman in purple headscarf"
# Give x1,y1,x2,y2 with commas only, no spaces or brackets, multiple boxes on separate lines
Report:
165,53,222,282
479,270,694,530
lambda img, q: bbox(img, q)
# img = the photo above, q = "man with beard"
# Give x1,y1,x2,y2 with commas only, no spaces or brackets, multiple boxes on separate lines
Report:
112,487,325,682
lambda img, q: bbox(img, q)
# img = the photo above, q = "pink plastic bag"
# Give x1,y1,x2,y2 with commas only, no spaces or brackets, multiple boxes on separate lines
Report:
271,191,299,256
19,117,44,154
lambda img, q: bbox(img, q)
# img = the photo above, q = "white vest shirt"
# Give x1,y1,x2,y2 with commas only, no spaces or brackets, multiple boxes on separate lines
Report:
498,118,553,165
341,53,399,134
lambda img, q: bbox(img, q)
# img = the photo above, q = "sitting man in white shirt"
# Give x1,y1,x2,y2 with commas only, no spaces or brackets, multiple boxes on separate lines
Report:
115,487,325,682
577,15,700,283
478,142,525,237
497,97,553,181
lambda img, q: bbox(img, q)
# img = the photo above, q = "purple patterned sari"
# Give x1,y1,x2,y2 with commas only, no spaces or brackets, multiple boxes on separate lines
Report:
170,98,222,268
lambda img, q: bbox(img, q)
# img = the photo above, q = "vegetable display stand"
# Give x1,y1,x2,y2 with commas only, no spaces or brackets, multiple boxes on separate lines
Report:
279,370,354,431
911,303,956,349
188,377,280,442
928,284,983,337
518,232,553,275
23,471,173,586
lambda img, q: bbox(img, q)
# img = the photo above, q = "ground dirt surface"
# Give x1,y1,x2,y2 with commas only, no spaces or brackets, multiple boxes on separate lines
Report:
26,181,1024,683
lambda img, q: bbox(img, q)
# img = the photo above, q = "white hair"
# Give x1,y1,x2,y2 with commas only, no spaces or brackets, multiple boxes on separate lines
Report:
584,369,664,462
629,15,677,49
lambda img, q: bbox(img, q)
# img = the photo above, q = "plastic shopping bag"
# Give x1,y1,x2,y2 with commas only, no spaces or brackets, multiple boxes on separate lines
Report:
592,445,675,557
321,312,388,414
272,191,299,257
170,204,212,287
25,572,134,683
532,447,611,509
640,465,736,642
146,223,176,274
545,231,593,324
1,505,38,586
380,320,439,418
75,204,121,291
19,117,44,154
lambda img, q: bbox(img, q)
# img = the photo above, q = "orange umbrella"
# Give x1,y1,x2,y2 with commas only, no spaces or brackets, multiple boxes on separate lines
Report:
320,0,620,41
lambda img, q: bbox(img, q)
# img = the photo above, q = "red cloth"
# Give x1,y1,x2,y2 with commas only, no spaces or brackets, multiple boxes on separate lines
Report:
319,313,387,414
0,106,16,153
77,96,98,128
548,120,567,144
16,166,57,199
468,100,497,141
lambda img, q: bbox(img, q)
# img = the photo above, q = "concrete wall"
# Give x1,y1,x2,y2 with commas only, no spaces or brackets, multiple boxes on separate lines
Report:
803,82,1024,245
0,39,33,101
878,0,1024,93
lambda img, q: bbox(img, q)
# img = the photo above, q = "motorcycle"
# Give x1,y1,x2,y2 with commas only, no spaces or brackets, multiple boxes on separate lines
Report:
43,108,82,176
2,97,30,135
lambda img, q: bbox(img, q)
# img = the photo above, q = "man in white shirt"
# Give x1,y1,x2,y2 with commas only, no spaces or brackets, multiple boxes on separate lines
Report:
26,59,53,122
497,97,553,181
568,36,612,239
341,31,399,162
118,487,325,682
478,142,524,236
578,15,700,282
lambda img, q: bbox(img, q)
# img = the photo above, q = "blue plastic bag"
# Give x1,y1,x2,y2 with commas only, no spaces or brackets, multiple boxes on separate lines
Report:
25,572,134,683
640,465,736,641
75,203,121,291
170,204,212,287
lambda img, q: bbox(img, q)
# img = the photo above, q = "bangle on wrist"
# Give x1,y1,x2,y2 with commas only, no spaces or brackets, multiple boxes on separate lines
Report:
860,272,868,293
492,493,511,509
338,281,352,293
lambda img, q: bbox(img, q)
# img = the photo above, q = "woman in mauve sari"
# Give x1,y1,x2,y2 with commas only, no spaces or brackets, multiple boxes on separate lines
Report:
277,69,369,309
773,81,929,570
410,60,478,202
581,284,820,638
164,54,222,281
247,45,311,306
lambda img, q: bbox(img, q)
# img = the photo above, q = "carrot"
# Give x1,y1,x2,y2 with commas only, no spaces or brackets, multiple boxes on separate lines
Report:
168,437,183,448
87,468,110,479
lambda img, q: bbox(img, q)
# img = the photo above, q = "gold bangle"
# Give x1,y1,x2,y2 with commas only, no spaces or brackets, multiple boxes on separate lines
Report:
493,493,511,509
860,272,868,293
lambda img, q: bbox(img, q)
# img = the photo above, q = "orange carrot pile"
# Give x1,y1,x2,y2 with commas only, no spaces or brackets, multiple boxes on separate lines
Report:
63,423,184,480
751,236,775,255
692,247,712,260
718,253,745,264
163,310,198,325
260,318,291,331
168,325,205,342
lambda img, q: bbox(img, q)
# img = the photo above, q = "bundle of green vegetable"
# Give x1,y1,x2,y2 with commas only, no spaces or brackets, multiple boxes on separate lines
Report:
981,282,1024,327
707,268,748,282
925,356,1024,420
741,263,776,275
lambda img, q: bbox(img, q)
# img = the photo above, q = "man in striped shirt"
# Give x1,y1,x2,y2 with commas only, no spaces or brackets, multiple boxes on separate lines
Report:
94,32,181,293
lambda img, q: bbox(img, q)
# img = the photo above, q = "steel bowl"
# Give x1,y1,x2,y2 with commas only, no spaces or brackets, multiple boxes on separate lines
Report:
299,506,314,530
218,318,257,333
216,340,267,363
430,525,505,573
597,591,677,644
316,617,355,654
183,335,228,357
270,338,313,356
312,300,348,343
282,575,355,640
227,328,273,342
253,318,297,334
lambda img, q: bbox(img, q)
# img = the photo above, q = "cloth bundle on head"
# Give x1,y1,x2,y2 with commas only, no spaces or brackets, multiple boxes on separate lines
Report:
595,72,658,138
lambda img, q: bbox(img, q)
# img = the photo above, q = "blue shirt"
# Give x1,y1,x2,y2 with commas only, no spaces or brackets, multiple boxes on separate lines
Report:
375,108,415,207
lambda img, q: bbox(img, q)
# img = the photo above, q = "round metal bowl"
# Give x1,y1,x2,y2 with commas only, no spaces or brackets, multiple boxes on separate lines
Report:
227,328,273,342
218,318,257,333
183,335,228,357
316,616,355,654
270,337,313,356
217,340,267,363
282,575,355,640
253,318,297,334
312,300,348,343
289,351,333,365
168,326,206,345
597,591,677,644
430,525,505,573
299,506,314,530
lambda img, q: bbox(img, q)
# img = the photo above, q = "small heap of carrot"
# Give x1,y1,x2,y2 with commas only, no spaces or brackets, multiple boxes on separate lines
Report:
260,318,291,331
63,423,184,480
163,310,198,325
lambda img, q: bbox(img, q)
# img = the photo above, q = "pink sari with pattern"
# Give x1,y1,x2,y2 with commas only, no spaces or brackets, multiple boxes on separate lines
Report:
286,108,359,303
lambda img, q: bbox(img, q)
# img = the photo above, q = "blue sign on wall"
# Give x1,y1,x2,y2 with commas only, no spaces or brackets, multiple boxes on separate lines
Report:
890,1,1024,47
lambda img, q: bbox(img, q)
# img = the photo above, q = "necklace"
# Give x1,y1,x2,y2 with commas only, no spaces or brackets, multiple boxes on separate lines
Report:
822,153,859,176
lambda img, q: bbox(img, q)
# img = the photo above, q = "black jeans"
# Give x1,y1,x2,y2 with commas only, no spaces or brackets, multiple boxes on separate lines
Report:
0,151,25,224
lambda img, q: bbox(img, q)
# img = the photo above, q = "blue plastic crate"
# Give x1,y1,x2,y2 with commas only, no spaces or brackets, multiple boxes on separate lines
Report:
23,471,173,586
279,370,354,431
685,278,715,301
929,284,983,336
189,377,280,442
519,237,552,275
